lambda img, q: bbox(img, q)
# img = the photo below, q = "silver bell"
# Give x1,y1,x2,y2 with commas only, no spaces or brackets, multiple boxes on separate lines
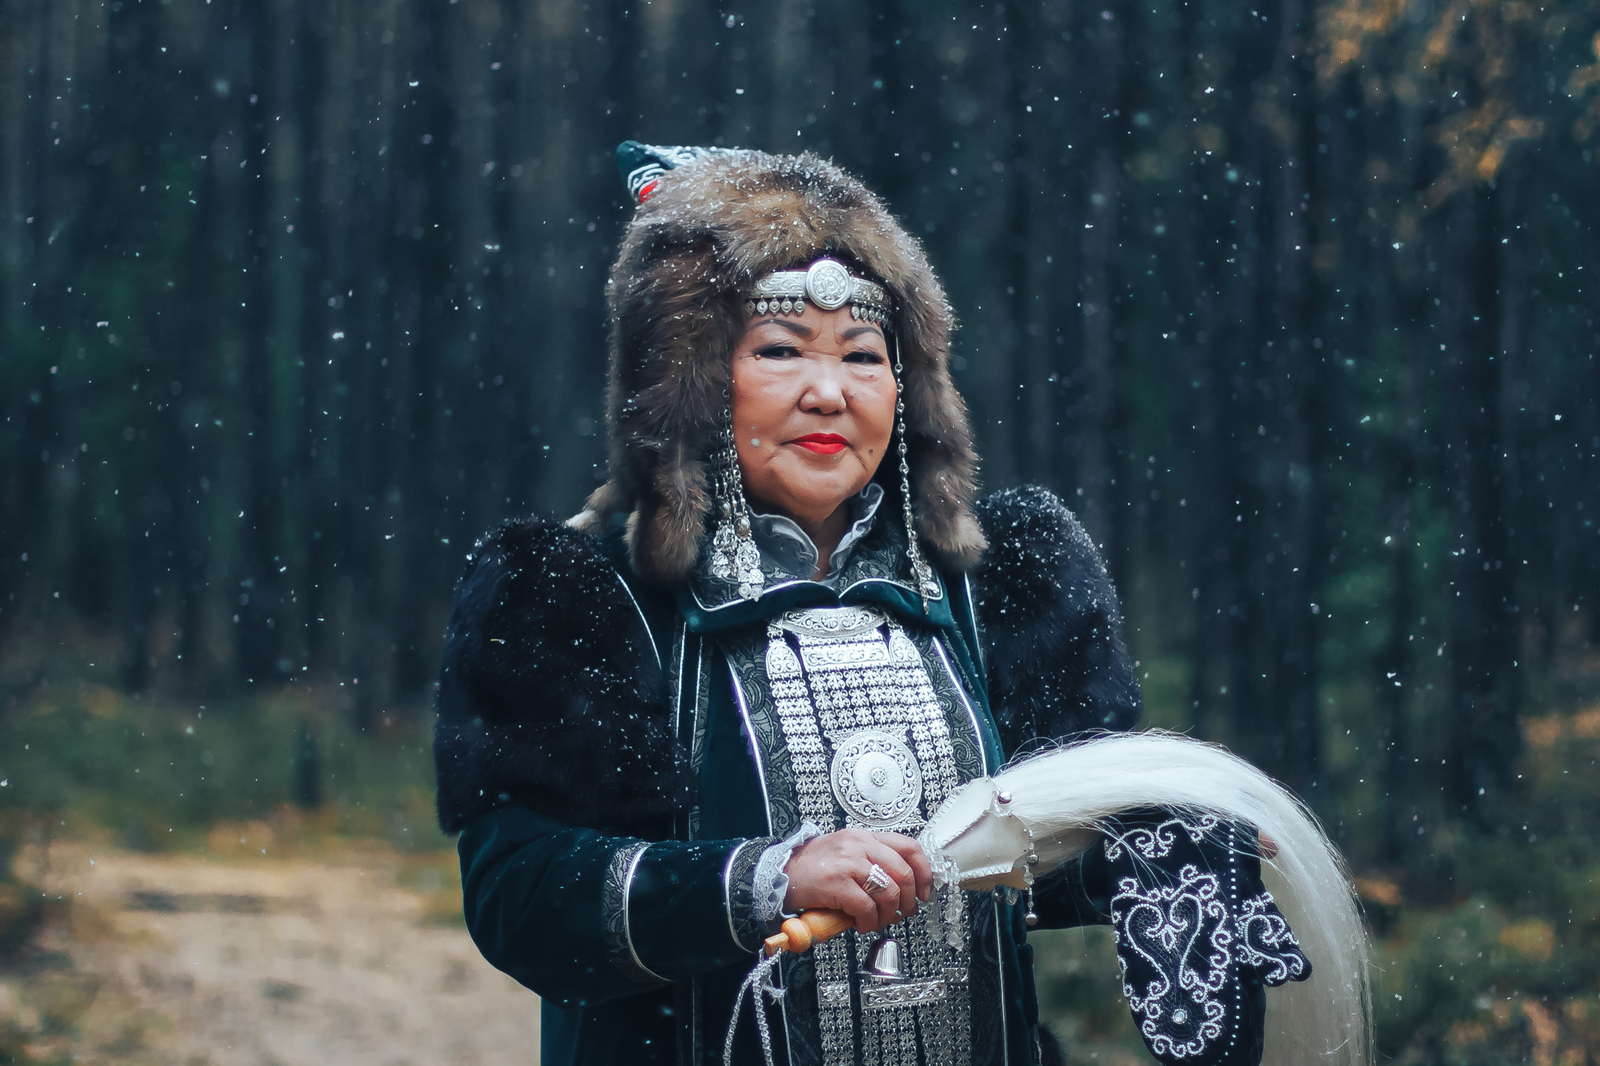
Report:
864,937,905,981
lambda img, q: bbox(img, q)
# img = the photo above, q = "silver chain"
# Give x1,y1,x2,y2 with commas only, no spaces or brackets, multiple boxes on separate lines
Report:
893,335,937,613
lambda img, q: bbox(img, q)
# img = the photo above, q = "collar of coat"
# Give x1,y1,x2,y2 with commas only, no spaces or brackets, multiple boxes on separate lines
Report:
680,494,952,633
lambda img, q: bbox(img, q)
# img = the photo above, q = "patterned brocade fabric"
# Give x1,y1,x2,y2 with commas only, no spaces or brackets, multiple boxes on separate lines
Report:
725,836,779,954
1104,812,1311,1066
601,841,667,988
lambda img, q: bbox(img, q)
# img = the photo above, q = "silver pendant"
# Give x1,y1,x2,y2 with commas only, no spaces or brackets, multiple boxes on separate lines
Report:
830,729,923,830
734,529,763,601
710,519,737,580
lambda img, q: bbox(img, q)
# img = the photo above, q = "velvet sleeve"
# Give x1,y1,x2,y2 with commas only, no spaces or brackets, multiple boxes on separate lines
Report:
458,805,774,1007
1026,843,1115,930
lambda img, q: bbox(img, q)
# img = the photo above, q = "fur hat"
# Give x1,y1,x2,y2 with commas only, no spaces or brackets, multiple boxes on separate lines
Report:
574,148,986,585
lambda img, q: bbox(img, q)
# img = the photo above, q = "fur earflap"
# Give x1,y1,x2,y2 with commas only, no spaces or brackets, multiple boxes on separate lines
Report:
577,150,986,584
433,518,689,836
971,486,1141,753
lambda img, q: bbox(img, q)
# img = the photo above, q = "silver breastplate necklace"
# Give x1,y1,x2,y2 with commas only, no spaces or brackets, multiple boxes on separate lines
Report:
764,605,973,1066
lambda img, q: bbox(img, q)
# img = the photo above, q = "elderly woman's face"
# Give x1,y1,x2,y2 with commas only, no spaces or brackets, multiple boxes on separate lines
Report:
730,305,896,529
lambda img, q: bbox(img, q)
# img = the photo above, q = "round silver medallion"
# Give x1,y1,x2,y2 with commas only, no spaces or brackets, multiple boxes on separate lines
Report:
804,258,853,311
830,729,923,829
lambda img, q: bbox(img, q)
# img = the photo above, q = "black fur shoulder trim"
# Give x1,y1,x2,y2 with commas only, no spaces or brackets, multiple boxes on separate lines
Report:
434,518,689,836
971,487,1141,756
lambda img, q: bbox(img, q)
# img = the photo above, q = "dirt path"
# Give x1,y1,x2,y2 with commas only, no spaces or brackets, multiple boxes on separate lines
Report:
16,842,539,1065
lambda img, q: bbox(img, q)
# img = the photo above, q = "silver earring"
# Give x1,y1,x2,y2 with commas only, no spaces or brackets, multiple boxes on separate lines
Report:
893,334,938,612
709,411,764,601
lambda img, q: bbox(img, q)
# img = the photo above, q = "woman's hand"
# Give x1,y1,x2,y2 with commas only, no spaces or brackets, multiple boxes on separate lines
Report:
782,828,933,933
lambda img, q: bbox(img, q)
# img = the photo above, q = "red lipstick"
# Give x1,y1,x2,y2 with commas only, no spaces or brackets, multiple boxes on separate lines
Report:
791,433,848,455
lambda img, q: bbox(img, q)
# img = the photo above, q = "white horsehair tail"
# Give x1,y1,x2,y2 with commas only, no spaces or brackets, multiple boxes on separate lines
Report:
983,731,1372,1066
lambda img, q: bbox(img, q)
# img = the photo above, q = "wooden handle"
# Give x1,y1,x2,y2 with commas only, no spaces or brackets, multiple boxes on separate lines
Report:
762,908,856,957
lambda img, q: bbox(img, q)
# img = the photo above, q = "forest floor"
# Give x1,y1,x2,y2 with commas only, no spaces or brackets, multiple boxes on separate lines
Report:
0,832,1153,1066
0,838,536,1065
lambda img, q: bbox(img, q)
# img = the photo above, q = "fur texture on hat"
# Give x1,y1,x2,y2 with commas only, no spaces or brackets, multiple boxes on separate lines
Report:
574,150,986,584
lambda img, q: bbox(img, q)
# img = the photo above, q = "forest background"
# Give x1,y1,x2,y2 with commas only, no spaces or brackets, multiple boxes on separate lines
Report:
2,0,1600,1062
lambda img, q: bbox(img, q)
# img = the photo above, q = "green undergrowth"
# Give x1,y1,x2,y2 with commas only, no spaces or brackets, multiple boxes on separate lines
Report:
0,665,444,856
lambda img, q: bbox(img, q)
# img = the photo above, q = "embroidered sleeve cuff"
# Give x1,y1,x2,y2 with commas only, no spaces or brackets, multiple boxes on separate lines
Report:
753,821,826,927
619,838,792,980
600,841,669,989
723,837,776,954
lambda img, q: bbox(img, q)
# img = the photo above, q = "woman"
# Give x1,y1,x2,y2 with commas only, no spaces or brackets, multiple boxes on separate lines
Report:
434,144,1303,1066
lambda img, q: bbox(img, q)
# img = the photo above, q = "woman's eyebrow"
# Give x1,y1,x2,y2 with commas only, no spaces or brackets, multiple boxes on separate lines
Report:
754,318,815,338
840,325,884,341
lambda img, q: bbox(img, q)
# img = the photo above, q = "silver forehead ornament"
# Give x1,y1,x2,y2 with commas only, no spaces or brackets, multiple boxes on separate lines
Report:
744,257,894,327
803,259,853,309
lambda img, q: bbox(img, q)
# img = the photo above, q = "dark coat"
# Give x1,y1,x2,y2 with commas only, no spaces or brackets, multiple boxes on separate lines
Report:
434,486,1140,1066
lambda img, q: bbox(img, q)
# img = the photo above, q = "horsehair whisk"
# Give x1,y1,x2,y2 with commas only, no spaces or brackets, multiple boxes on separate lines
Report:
981,731,1371,1066
758,731,1371,1066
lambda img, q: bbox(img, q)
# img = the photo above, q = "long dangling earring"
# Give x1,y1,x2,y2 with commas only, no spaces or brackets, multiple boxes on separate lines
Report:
893,333,938,613
709,409,764,601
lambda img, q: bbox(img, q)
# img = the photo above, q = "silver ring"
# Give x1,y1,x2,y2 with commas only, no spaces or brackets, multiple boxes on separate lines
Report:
862,863,893,895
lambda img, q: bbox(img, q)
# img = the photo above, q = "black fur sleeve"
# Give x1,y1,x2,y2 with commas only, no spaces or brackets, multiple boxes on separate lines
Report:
971,486,1141,755
434,518,690,836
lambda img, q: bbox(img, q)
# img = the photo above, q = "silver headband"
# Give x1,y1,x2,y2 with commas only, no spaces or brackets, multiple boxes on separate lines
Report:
744,258,895,328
